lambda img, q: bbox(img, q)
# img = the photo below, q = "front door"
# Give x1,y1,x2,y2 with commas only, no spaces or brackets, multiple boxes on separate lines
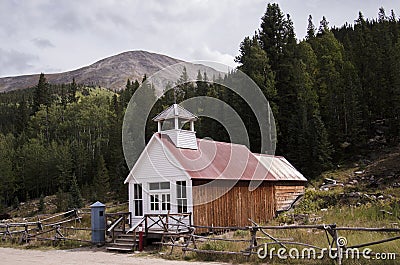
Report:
148,181,171,214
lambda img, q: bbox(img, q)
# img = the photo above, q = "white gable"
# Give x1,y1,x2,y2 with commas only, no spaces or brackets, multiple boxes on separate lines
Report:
124,134,189,184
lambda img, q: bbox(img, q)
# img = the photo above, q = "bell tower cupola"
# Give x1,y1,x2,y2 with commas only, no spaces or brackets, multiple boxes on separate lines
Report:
153,104,198,149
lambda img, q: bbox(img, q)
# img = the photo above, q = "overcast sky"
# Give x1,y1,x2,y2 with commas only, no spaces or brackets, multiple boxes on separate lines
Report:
0,0,397,77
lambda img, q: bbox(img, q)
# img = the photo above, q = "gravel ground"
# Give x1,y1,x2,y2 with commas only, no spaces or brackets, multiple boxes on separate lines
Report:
0,247,227,265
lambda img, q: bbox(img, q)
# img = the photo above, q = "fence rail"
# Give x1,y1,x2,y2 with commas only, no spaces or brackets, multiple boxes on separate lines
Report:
0,209,91,245
160,219,400,265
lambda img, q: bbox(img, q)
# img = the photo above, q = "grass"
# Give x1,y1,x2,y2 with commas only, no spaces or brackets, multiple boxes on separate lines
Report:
0,201,131,251
159,167,400,265
171,215,399,264
0,206,93,250
2,151,399,264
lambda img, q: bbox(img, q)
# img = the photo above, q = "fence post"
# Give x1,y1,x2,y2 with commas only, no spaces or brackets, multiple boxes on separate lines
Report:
250,226,258,249
331,224,342,265
139,223,144,251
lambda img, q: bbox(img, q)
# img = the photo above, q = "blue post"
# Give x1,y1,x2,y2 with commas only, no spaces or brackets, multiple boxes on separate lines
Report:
90,201,106,245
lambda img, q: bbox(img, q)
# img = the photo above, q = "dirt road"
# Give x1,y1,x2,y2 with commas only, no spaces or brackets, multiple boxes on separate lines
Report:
0,247,226,265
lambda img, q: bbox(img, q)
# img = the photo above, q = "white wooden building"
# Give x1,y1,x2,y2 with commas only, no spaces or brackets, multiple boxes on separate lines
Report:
124,104,307,228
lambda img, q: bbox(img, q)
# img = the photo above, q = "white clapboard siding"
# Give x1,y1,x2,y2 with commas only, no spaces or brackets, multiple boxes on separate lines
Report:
133,135,188,179
161,129,198,150
127,134,193,225
177,130,198,149
161,130,178,147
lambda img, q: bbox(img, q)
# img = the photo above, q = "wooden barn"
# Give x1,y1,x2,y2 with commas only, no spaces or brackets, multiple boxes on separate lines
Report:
124,104,307,229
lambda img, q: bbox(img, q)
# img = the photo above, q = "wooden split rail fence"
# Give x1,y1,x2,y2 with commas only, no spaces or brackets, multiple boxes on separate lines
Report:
159,219,400,264
0,209,92,245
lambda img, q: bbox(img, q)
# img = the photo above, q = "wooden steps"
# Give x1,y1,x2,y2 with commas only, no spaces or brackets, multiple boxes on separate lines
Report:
106,233,139,252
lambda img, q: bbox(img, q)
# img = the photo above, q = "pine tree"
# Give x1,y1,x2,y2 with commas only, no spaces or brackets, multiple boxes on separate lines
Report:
318,16,329,34
0,133,16,206
235,35,277,111
56,188,69,212
38,193,45,213
92,155,110,202
69,174,83,208
378,7,387,23
16,98,29,134
176,66,194,101
306,15,316,40
68,78,78,103
33,73,50,113
13,196,19,210
259,3,287,69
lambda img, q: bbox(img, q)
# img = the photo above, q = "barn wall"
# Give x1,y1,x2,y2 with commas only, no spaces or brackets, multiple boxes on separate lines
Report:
192,180,275,229
274,182,305,212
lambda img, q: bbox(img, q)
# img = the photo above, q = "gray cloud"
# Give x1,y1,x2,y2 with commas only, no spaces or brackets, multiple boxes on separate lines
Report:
0,49,38,76
0,0,398,77
32,38,55,49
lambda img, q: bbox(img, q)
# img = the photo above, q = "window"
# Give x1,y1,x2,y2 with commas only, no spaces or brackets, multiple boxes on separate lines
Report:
150,193,170,211
149,182,170,190
161,194,171,211
150,194,160,211
177,181,187,213
149,182,171,212
133,184,143,216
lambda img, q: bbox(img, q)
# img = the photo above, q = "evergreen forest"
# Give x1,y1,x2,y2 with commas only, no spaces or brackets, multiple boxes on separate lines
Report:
0,4,399,211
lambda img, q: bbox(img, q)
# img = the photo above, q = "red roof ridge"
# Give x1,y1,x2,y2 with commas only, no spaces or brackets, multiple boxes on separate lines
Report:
255,153,284,158
195,137,251,149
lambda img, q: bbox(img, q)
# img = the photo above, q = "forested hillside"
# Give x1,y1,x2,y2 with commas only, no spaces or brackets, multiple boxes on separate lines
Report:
235,4,400,177
0,4,399,212
0,76,141,212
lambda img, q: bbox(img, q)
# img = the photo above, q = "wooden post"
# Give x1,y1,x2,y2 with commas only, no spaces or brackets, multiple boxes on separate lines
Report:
250,226,258,251
166,212,169,232
122,214,126,233
138,224,144,251
332,224,342,265
145,215,148,236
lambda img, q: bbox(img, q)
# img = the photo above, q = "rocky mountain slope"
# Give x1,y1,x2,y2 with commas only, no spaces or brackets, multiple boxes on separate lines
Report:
0,50,220,93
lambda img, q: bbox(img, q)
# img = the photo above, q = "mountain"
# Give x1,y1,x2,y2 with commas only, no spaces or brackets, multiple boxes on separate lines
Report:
0,50,221,93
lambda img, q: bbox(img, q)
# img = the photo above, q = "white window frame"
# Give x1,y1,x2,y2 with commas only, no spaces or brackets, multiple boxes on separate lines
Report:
149,182,171,212
150,194,160,211
161,193,171,211
176,181,188,213
133,184,143,216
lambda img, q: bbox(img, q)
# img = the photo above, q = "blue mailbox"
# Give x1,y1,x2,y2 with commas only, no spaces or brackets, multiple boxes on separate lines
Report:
90,201,106,244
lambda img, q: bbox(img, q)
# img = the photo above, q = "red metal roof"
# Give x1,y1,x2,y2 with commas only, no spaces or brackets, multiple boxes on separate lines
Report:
255,154,307,182
156,133,306,182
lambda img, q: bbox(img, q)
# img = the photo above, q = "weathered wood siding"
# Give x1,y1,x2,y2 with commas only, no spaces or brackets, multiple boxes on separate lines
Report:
274,183,305,211
192,180,275,228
